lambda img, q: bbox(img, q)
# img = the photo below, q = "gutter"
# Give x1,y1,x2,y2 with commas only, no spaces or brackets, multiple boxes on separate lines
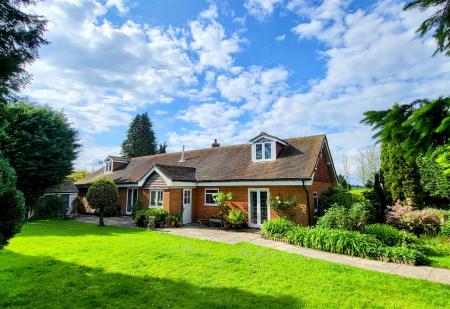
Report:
302,180,311,226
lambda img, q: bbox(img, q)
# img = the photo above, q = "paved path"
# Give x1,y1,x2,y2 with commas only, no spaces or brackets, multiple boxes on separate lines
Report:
73,216,450,285
75,214,135,228
161,226,450,285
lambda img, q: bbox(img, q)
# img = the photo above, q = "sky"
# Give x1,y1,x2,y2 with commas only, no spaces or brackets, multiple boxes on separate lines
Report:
24,0,450,180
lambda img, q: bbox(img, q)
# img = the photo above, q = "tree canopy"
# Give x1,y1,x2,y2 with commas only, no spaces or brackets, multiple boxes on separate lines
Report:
67,170,89,183
0,103,79,207
362,97,449,205
404,0,450,56
0,155,25,248
0,0,48,100
121,113,157,157
87,178,118,226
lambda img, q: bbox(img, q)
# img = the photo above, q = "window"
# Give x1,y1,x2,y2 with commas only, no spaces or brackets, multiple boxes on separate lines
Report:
204,189,219,206
183,189,191,204
105,160,113,173
313,192,319,214
254,142,273,161
149,190,164,208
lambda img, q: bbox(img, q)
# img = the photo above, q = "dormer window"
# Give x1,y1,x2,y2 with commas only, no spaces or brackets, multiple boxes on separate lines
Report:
105,160,113,173
254,138,274,161
249,132,288,163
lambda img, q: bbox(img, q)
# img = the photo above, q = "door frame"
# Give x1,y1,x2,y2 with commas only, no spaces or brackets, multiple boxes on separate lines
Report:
182,188,192,224
125,188,138,215
247,188,270,228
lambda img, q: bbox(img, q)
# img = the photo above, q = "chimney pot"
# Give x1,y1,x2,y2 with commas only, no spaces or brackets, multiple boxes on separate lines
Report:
178,145,186,162
211,139,220,148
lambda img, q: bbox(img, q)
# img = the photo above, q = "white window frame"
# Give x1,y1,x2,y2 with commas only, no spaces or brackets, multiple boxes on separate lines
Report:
126,188,138,215
183,189,191,205
149,189,164,208
105,160,113,173
252,141,276,162
204,188,219,206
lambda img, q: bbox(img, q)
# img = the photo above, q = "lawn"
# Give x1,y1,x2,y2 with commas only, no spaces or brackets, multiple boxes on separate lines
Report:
1,221,449,308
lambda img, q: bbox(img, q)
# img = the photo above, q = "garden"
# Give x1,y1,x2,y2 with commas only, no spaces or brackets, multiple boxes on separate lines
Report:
1,220,449,308
262,188,450,267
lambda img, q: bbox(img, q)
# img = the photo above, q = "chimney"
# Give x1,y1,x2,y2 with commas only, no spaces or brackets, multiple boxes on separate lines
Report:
178,145,186,163
211,138,220,148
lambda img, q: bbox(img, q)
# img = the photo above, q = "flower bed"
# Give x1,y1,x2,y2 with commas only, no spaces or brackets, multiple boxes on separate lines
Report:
261,219,429,265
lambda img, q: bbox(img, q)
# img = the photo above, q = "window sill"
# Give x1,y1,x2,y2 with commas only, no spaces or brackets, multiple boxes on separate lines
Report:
204,204,218,207
149,206,163,208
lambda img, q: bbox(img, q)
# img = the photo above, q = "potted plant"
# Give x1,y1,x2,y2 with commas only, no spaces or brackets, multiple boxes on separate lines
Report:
146,208,168,228
225,209,245,229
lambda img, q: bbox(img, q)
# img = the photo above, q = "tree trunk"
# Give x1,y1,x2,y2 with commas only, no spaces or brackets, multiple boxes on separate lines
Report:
99,207,104,226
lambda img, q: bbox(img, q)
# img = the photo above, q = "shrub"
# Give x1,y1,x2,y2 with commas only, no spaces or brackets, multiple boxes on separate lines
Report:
440,221,450,236
378,246,429,265
268,196,298,220
0,157,26,248
266,226,429,265
213,192,233,216
32,195,65,219
134,210,147,227
261,219,297,238
363,224,418,246
131,200,143,219
225,209,246,225
387,202,441,236
319,187,370,214
146,208,168,223
347,203,373,230
316,203,373,231
285,227,381,258
87,178,119,226
316,205,350,230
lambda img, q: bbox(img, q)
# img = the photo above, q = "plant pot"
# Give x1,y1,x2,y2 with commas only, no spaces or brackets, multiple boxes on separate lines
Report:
231,224,241,229
223,223,231,229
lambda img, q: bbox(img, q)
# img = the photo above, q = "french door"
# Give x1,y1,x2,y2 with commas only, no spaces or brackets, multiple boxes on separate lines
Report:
126,188,138,215
248,189,269,228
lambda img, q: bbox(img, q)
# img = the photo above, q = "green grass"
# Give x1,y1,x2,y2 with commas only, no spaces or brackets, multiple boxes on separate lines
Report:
1,220,449,308
348,187,369,195
420,236,450,269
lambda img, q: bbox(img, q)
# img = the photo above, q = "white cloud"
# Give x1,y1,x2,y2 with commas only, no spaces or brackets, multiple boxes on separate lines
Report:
275,34,286,41
217,66,288,111
106,0,129,14
75,145,122,171
179,102,244,129
245,0,284,20
190,6,241,70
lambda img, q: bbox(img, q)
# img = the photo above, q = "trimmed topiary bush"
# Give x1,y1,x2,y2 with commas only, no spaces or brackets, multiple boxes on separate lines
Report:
261,219,297,238
87,178,119,226
363,224,418,247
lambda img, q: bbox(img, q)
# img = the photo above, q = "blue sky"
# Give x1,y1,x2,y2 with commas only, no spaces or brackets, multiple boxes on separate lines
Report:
24,0,450,179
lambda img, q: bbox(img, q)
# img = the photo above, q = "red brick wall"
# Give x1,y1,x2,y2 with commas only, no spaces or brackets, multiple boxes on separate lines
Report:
193,186,310,225
314,152,333,182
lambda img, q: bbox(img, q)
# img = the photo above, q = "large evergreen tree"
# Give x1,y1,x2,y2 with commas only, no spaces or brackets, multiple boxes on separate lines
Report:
362,97,449,205
0,0,48,100
404,0,450,56
0,102,79,209
121,113,158,157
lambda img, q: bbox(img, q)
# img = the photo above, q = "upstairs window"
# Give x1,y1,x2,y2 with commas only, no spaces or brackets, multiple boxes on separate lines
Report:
105,160,113,173
253,137,275,162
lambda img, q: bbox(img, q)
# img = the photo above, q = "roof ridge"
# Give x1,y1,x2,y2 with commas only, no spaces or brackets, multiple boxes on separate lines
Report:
131,134,326,161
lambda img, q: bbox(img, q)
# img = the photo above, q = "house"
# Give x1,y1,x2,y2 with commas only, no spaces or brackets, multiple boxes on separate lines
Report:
76,133,337,227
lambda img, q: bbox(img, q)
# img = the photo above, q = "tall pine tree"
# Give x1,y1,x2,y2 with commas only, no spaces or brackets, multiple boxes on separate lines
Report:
121,113,158,157
0,0,48,101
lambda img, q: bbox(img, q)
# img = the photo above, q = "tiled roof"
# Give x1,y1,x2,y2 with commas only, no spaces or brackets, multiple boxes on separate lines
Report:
76,134,326,185
45,181,79,194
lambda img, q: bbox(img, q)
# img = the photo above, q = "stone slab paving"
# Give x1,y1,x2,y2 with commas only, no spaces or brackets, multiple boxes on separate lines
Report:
161,225,450,285
75,214,136,228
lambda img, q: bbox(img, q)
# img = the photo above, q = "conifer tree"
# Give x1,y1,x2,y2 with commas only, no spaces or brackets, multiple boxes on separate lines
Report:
121,113,157,157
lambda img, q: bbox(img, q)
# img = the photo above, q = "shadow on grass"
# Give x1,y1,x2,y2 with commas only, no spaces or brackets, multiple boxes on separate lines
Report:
0,251,302,308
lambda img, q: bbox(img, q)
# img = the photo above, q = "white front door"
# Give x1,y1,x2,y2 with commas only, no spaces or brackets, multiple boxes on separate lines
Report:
182,189,192,224
248,189,269,228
